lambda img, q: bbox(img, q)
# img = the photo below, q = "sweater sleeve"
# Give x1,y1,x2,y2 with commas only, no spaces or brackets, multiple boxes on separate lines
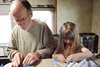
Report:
7,25,19,60
36,23,57,58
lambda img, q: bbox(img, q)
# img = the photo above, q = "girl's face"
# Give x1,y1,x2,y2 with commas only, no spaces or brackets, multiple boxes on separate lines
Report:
63,31,74,46
61,23,75,46
64,36,73,46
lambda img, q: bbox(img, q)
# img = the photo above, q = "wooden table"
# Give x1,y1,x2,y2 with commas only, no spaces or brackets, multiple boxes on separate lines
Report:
33,58,68,67
35,59,55,67
3,59,58,67
3,58,100,67
34,58,100,67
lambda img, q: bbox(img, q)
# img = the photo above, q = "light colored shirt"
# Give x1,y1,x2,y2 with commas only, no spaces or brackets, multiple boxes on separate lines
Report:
7,20,56,60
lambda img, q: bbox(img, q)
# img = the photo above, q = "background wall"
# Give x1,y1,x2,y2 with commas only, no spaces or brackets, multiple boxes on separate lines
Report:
92,0,100,52
57,0,93,33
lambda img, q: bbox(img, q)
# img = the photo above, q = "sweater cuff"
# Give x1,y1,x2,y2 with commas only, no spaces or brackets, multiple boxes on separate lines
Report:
8,50,18,61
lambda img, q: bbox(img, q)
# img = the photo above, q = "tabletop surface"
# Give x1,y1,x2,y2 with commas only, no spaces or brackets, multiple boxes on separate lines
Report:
2,58,100,67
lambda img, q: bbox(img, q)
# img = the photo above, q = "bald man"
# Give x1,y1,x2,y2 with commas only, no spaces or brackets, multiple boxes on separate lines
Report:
6,0,56,67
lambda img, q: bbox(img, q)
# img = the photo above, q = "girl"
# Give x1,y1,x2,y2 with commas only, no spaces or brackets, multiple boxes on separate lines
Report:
52,22,93,63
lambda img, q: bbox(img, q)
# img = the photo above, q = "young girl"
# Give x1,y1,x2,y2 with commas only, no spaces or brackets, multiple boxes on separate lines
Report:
52,22,93,63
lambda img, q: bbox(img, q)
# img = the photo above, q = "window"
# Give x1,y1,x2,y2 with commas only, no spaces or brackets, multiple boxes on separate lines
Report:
32,11,54,33
0,15,12,45
0,11,54,46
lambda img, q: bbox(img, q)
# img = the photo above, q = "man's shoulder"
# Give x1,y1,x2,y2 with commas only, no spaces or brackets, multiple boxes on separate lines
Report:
36,20,47,27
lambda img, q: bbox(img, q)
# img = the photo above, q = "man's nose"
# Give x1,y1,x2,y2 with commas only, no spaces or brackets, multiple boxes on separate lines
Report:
17,21,23,26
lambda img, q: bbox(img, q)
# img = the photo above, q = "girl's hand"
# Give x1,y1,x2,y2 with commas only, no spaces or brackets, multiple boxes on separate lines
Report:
52,54,66,62
66,54,78,62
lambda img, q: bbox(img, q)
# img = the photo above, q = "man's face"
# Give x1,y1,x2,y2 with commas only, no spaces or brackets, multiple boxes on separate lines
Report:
12,8,32,30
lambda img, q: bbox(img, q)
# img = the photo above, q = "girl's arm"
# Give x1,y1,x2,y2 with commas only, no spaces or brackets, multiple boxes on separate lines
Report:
66,47,93,62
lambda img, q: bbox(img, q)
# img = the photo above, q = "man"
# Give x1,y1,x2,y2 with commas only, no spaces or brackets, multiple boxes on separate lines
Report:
7,0,56,67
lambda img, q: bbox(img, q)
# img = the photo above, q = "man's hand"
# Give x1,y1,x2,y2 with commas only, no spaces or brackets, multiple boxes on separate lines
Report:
22,52,40,65
12,52,24,67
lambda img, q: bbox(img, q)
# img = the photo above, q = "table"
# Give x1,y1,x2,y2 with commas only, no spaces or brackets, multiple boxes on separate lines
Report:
34,58,68,67
34,58,100,67
3,58,100,67
35,59,55,67
3,58,58,67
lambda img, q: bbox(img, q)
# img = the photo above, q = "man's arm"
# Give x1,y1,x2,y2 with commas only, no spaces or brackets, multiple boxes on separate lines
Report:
36,23,57,58
7,26,19,60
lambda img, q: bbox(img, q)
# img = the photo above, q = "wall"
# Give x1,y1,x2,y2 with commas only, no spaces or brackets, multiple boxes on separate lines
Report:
92,0,100,52
57,0,93,33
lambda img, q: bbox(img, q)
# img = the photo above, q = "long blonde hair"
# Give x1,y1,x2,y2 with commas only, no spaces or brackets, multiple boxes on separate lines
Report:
55,22,82,57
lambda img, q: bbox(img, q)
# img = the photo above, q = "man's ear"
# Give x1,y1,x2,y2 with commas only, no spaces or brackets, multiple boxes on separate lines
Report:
28,11,32,17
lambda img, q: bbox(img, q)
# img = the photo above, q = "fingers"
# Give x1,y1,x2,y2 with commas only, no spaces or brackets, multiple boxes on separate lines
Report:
12,52,39,66
66,54,75,62
66,56,72,62
53,54,66,62
16,55,20,65
16,53,22,65
12,52,24,67
22,55,30,64
27,57,37,64
19,53,24,64
12,61,19,67
22,52,39,65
